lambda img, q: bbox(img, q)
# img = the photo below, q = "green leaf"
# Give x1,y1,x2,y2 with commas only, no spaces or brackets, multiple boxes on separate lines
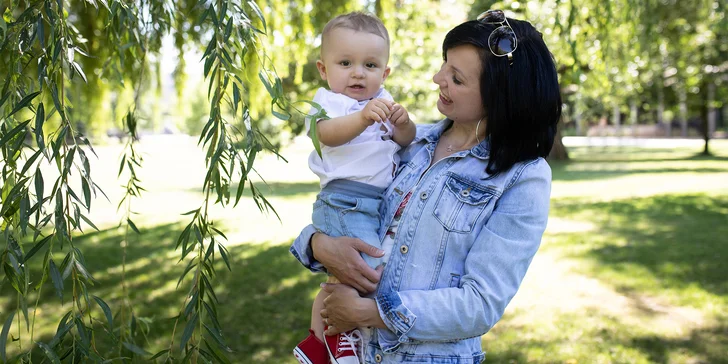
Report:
122,342,150,356
20,194,29,233
49,260,64,300
80,214,99,232
74,259,95,282
258,71,274,97
35,168,44,208
180,312,199,351
218,245,231,271
6,91,41,118
92,296,113,330
184,291,198,317
149,349,170,361
22,234,52,263
176,261,197,288
127,218,141,234
35,102,45,150
203,324,232,352
203,339,232,364
0,311,15,362
82,177,91,211
20,149,42,176
202,301,221,332
247,1,266,33
71,61,88,83
48,311,73,347
0,119,31,148
271,109,290,121
37,342,61,364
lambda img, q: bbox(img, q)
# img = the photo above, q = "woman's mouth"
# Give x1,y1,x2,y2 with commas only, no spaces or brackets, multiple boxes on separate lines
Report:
439,93,453,105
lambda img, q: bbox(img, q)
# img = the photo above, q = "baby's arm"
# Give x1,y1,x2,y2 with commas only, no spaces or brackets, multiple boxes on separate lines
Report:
316,98,394,147
390,103,416,147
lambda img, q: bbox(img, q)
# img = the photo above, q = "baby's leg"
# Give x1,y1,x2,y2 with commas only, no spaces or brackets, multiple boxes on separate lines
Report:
311,275,340,341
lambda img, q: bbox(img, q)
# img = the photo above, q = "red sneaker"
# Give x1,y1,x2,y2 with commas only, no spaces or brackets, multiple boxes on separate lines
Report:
324,329,362,364
293,329,329,364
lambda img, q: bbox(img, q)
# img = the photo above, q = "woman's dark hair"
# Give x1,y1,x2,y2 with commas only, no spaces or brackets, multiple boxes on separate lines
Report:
443,18,562,174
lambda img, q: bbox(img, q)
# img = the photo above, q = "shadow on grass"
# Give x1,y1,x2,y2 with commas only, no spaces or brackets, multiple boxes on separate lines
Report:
631,321,728,364
486,309,728,364
552,194,728,298
549,147,728,182
1,224,320,363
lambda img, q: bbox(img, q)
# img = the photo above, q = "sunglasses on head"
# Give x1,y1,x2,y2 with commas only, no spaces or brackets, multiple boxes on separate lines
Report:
477,10,517,65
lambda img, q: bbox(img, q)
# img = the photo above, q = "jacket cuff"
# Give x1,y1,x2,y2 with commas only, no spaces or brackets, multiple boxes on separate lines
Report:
375,290,416,352
289,224,327,273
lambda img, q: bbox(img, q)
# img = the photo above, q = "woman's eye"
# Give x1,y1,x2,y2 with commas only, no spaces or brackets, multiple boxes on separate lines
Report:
452,76,462,85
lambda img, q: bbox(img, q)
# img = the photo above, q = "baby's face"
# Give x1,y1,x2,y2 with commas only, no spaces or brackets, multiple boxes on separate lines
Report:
317,28,390,101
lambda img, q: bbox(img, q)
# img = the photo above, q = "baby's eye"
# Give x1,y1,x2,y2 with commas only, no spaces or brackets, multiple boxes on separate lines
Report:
366,63,377,68
340,61,351,66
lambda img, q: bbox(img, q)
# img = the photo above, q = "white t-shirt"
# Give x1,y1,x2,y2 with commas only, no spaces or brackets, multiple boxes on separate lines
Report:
306,88,401,189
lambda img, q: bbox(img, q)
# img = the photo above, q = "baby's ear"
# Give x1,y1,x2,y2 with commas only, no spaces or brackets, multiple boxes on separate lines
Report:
316,60,327,80
382,66,391,81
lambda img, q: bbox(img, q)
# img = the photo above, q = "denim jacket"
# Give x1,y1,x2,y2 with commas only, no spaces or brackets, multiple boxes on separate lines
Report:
290,119,551,363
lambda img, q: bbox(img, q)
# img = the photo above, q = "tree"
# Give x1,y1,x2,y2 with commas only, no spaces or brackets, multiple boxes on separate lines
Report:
1,0,287,362
469,0,727,157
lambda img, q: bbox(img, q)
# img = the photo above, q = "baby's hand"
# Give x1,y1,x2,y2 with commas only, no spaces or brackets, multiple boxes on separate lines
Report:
361,98,393,125
390,103,411,127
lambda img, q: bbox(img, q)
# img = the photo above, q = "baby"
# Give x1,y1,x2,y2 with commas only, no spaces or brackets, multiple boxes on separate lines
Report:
292,11,416,364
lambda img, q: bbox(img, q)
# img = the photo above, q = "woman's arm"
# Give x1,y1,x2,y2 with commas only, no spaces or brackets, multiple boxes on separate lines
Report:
289,226,384,293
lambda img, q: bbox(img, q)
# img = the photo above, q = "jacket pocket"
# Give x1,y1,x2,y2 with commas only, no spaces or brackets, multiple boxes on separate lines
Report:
433,173,497,233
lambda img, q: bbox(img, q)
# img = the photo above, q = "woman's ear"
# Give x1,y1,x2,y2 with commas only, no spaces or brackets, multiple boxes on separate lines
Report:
316,60,327,80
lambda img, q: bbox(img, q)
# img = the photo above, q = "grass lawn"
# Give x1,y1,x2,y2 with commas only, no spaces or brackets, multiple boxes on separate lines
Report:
2,137,727,363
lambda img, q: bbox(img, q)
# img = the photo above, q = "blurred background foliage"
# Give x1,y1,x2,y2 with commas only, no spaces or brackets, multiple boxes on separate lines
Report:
3,0,725,144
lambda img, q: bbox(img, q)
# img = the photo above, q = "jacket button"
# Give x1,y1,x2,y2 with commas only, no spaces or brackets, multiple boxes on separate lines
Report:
460,189,470,197
400,245,409,254
420,191,428,200
375,353,383,362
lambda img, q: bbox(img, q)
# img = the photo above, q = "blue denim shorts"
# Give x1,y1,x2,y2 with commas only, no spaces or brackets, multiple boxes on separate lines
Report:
312,179,384,269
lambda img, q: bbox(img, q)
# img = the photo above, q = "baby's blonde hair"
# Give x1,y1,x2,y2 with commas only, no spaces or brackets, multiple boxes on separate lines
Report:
320,12,390,57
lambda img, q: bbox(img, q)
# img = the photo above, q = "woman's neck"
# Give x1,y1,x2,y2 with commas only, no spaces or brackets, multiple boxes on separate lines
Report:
442,119,486,149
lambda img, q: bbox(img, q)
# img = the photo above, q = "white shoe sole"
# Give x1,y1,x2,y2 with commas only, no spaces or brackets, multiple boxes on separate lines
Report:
293,347,314,364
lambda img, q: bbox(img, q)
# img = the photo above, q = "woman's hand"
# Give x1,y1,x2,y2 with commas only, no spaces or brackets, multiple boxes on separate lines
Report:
311,233,384,293
320,283,386,335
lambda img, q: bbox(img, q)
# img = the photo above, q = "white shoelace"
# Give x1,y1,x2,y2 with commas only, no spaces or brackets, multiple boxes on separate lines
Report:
338,329,363,360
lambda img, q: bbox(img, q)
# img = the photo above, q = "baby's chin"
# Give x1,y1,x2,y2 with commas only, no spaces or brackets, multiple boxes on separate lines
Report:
343,91,378,102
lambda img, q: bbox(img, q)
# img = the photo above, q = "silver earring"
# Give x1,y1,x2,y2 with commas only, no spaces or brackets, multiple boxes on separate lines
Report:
476,118,482,144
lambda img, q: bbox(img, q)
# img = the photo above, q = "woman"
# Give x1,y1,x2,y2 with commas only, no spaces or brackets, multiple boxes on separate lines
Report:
290,10,561,363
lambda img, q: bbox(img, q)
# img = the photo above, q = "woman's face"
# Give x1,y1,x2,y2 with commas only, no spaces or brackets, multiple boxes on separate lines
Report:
432,45,486,124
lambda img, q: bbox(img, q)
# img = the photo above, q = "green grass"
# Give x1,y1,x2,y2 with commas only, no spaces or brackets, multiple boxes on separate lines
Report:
2,137,728,363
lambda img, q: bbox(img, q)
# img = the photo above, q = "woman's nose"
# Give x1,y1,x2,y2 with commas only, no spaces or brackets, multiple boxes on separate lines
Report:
433,69,444,85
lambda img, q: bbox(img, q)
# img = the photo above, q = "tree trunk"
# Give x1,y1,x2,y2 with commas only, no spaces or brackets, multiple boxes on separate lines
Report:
575,92,582,136
549,121,569,160
702,80,712,155
612,102,621,137
630,98,638,137
679,88,688,137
